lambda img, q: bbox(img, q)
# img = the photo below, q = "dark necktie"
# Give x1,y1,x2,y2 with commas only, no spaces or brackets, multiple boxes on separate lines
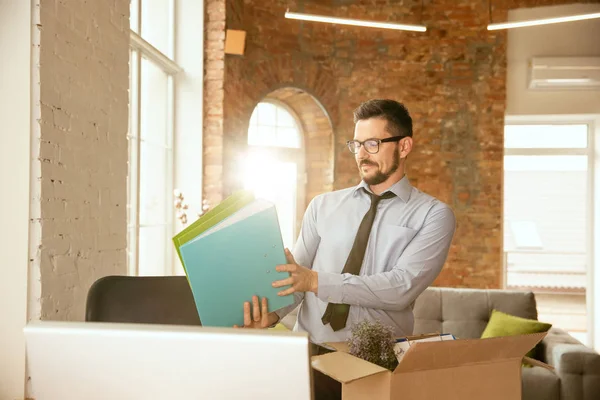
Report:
321,188,396,331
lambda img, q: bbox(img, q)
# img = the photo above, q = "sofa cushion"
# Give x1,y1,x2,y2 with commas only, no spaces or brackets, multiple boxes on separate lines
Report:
413,287,538,339
521,366,560,400
440,288,491,338
488,290,539,320
411,287,444,334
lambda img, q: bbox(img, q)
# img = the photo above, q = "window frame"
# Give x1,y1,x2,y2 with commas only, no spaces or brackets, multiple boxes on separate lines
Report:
127,0,182,277
248,99,304,149
504,113,600,350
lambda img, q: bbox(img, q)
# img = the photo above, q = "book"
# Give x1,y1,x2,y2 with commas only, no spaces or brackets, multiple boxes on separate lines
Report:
177,195,294,327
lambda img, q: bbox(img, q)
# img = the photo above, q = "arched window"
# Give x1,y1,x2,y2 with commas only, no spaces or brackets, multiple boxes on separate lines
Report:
243,101,305,251
248,102,301,148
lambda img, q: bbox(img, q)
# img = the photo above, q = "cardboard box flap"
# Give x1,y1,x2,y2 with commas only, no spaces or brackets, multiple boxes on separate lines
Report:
393,332,547,374
324,341,350,353
311,351,389,384
523,356,554,371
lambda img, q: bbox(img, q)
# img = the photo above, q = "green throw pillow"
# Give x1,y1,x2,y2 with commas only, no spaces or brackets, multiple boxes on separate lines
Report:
481,309,552,366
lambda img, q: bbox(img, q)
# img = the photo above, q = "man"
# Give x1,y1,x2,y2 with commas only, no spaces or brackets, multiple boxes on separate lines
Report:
236,99,456,398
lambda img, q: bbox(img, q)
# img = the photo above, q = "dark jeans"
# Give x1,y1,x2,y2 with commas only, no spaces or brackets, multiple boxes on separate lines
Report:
311,344,342,400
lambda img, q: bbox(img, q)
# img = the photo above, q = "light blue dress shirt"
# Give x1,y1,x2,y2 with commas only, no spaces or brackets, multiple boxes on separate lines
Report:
275,175,456,344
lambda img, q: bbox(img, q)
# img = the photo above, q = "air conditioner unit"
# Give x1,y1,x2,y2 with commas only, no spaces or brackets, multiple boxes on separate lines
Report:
528,57,600,90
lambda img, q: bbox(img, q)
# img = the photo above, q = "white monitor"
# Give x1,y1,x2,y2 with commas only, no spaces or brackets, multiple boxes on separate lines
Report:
24,321,313,400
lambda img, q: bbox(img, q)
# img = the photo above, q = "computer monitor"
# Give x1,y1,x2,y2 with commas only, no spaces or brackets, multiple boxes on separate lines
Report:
24,321,313,400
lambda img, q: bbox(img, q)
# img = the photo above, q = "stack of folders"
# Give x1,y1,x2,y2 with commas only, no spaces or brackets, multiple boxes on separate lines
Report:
393,333,456,362
172,190,294,328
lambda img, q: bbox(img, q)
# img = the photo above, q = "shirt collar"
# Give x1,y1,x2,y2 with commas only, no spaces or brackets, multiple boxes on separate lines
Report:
353,175,412,203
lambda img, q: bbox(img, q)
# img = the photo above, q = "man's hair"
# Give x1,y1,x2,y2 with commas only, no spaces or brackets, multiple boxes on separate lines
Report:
353,99,413,138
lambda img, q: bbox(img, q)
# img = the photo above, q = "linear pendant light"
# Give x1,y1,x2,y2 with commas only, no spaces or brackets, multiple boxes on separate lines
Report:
487,11,600,30
284,11,427,32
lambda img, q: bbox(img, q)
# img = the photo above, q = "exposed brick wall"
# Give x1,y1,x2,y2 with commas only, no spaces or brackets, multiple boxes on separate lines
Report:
221,53,340,198
207,0,593,289
203,0,227,207
30,0,129,320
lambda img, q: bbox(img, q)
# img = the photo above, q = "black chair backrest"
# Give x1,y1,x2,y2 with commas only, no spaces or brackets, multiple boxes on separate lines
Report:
85,275,201,326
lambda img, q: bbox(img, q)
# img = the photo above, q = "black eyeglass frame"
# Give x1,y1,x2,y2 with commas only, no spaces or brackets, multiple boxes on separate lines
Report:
346,136,406,154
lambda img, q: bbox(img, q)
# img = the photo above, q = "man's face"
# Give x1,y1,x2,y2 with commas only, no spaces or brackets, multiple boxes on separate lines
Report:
353,118,401,186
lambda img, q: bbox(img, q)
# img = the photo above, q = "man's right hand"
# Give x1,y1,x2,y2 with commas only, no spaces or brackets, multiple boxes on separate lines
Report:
233,295,279,329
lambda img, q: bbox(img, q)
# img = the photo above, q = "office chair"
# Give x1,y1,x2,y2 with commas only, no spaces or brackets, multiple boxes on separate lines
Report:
85,275,201,326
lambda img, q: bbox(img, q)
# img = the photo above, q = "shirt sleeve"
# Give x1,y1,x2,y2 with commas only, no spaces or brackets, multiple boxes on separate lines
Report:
316,202,456,311
274,196,321,320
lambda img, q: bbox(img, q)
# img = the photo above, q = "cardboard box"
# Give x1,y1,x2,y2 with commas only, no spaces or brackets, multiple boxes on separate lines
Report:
311,331,548,400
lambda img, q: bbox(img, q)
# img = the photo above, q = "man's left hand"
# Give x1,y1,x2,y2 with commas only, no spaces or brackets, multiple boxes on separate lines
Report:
273,249,318,296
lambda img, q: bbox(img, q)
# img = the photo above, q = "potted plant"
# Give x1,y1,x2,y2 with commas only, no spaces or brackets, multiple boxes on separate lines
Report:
347,320,399,371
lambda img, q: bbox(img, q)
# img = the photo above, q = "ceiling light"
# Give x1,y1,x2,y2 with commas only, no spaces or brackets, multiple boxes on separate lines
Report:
284,11,427,32
487,11,600,30
544,78,593,84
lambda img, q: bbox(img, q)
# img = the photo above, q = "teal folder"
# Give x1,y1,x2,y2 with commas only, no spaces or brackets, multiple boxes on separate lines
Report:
179,198,294,327
173,190,255,276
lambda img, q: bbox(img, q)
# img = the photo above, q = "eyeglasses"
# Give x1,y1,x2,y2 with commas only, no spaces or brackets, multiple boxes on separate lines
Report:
346,136,406,154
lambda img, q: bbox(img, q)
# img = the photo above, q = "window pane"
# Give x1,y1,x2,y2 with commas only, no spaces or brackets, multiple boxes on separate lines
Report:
139,141,168,225
247,126,259,146
504,124,587,149
243,155,297,250
504,154,588,288
277,127,301,148
249,102,301,149
140,57,168,146
141,0,172,57
127,136,139,250
249,126,276,147
127,226,137,275
138,226,167,276
504,155,587,171
257,103,277,126
274,162,298,251
130,0,140,32
508,220,542,249
277,108,296,127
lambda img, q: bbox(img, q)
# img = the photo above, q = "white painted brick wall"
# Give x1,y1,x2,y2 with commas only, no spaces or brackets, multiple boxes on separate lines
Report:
30,0,130,321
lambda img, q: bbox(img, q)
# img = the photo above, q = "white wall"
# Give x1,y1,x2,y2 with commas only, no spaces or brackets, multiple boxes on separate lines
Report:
0,0,31,397
30,0,130,321
506,3,600,116
1,0,131,394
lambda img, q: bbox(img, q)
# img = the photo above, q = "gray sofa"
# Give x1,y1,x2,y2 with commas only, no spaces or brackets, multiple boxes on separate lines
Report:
413,287,600,400
282,287,600,400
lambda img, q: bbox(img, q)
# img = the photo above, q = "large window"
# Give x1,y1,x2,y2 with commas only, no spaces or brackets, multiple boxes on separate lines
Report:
127,0,203,276
244,101,305,250
503,120,593,345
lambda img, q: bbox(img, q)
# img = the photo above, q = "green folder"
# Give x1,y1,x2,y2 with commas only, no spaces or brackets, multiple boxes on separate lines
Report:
172,190,255,275
178,198,294,327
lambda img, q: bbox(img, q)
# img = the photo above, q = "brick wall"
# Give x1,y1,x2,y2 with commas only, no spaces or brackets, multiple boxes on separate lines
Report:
30,0,130,320
206,0,596,289
204,0,226,207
